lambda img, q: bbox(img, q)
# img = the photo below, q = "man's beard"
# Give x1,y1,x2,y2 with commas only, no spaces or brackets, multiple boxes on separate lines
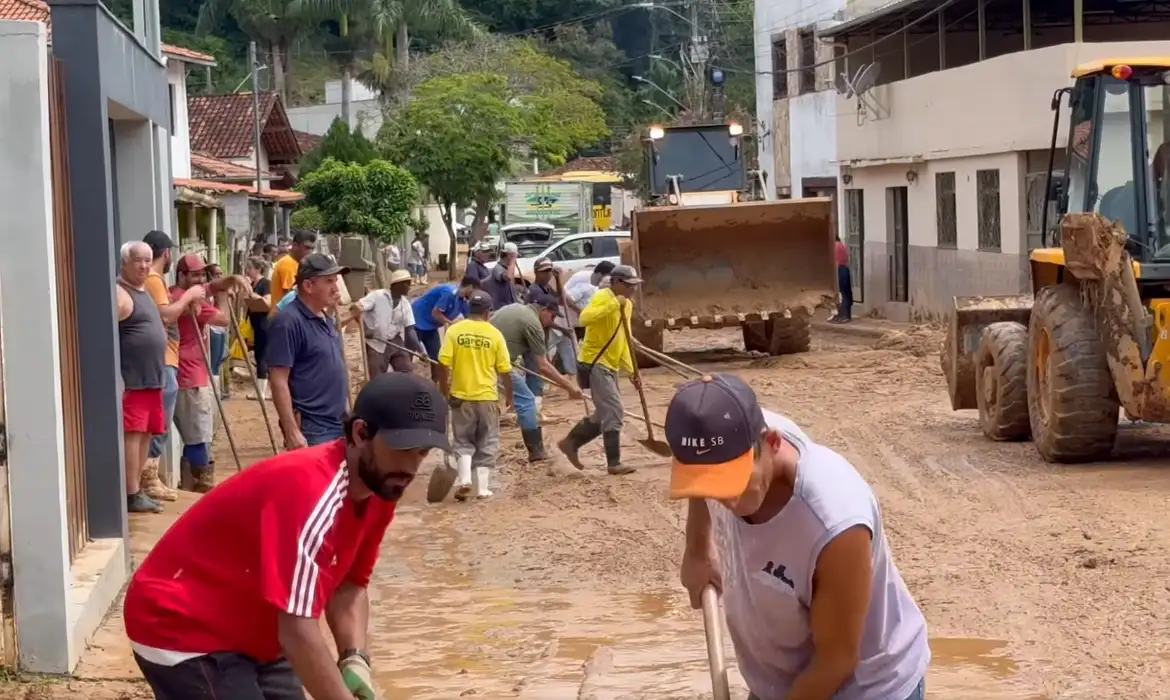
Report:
356,453,408,501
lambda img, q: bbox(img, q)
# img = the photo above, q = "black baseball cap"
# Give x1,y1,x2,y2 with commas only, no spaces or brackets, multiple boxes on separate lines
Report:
296,253,350,283
609,264,643,285
352,373,450,452
533,257,555,272
665,373,765,500
143,230,174,258
468,290,494,314
530,293,560,312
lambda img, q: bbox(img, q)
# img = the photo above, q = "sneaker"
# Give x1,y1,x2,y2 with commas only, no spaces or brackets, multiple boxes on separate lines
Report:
127,491,163,514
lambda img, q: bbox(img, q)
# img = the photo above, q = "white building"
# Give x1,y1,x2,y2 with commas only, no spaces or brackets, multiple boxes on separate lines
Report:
805,0,1170,321
286,78,383,139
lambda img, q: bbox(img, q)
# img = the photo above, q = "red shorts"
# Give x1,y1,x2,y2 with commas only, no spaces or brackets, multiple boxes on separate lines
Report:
123,389,165,435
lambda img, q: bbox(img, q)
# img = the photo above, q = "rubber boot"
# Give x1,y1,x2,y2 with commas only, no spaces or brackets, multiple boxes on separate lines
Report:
522,428,550,463
556,419,602,471
179,456,195,492
454,455,473,502
141,457,179,502
191,465,216,494
473,467,493,499
604,431,635,475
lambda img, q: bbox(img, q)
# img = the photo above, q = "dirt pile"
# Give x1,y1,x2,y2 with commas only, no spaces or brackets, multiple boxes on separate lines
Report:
871,325,944,357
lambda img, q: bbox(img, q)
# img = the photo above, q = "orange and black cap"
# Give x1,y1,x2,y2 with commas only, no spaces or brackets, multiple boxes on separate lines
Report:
665,373,765,500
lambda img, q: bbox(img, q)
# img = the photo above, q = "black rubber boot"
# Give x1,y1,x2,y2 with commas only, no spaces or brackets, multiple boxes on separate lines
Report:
604,431,635,475
522,427,550,463
556,419,601,470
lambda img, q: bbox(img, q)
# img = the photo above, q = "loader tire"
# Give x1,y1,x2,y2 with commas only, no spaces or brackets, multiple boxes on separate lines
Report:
742,315,812,356
1026,284,1119,463
633,322,664,369
975,322,1030,441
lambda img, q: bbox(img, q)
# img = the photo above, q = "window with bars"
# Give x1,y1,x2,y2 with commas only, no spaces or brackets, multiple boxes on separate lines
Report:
799,29,816,95
833,44,847,92
935,171,957,248
772,37,788,98
976,169,1001,251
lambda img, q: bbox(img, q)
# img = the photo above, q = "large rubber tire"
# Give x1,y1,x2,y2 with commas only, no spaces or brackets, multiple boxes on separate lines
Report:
741,316,812,356
633,322,664,369
1026,284,1119,463
975,322,1030,441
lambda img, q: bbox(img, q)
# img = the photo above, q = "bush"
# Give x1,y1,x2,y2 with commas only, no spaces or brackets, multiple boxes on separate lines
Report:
289,206,325,231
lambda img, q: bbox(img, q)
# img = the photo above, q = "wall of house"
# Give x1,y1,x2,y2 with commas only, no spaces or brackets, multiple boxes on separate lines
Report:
286,100,383,140
230,147,270,191
836,39,1170,165
166,59,190,179
843,151,1029,322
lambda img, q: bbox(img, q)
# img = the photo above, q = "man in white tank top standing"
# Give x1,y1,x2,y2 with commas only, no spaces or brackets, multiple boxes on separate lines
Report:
665,374,930,700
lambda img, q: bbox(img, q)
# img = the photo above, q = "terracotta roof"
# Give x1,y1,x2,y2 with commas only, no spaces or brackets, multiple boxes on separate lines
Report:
175,178,305,202
539,156,620,177
190,151,275,181
295,130,323,153
0,0,215,64
188,92,304,163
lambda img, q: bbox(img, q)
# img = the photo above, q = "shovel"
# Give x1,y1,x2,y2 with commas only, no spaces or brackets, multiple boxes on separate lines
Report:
619,319,672,458
426,341,460,504
701,585,731,700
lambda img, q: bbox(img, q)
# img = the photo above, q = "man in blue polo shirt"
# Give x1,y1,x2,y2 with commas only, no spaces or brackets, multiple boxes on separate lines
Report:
267,253,351,449
412,276,479,379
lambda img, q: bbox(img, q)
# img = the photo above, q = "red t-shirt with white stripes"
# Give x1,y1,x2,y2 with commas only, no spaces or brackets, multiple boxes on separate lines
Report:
123,440,396,663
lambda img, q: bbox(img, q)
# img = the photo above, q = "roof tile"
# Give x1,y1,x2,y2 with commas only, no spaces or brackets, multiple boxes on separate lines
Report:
188,92,303,162
190,151,274,181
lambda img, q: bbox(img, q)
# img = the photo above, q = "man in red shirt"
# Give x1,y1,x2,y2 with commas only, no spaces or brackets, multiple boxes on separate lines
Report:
833,234,853,324
124,372,450,700
170,254,231,492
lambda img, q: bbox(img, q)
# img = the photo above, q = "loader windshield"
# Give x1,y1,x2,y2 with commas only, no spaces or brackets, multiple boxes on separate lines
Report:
1144,83,1170,257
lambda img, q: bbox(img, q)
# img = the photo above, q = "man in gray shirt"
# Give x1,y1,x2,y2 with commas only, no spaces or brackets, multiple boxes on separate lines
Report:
666,374,929,700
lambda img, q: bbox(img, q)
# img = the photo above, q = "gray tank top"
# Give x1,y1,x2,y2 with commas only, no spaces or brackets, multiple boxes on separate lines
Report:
118,281,168,390
713,409,929,699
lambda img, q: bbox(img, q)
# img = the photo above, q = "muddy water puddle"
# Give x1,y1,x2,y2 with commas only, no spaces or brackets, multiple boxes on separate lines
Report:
372,505,1045,699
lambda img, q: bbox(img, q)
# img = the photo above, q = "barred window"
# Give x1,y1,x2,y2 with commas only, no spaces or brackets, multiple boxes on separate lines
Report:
935,172,957,248
976,169,1001,251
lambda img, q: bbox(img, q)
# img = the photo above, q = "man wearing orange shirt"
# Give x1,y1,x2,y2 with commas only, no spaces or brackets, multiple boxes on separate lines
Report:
142,231,205,502
270,230,318,314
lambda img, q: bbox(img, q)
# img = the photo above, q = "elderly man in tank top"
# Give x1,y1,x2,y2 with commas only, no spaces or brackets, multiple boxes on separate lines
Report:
666,373,929,700
116,242,207,514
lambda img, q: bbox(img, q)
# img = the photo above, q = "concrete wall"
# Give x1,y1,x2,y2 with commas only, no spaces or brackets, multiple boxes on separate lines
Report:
166,59,190,179
844,152,1030,322
286,100,383,140
836,40,1170,165
230,147,270,191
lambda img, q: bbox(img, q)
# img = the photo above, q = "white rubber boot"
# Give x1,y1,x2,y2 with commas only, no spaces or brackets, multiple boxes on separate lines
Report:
473,467,493,499
256,378,270,401
454,455,473,501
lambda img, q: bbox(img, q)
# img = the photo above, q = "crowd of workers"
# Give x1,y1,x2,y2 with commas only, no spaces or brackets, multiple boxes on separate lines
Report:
117,231,929,700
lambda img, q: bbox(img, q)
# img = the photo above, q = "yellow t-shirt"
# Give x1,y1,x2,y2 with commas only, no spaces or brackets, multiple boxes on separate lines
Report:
144,272,180,368
270,255,298,309
439,319,512,401
577,288,634,374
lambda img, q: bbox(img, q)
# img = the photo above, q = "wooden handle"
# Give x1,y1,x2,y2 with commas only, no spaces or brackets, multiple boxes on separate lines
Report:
619,315,657,443
701,585,731,700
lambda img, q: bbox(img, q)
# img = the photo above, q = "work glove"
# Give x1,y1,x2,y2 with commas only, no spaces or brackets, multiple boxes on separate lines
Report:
339,651,381,700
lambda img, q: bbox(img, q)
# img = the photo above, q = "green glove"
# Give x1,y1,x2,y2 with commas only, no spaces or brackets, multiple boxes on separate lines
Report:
339,652,380,700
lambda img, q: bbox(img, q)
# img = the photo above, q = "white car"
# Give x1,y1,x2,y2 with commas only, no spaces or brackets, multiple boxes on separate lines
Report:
515,231,630,280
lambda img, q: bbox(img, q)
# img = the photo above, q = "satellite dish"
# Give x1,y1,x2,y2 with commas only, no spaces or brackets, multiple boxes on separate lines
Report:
852,62,880,96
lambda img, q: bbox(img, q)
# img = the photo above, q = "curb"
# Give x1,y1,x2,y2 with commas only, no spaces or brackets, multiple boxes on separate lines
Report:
810,320,896,340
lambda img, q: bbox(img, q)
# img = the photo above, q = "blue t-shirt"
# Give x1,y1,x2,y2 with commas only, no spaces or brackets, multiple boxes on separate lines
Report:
412,284,468,332
266,298,348,436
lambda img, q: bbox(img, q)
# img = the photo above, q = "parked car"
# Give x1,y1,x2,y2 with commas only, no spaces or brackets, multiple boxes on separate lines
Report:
516,231,630,280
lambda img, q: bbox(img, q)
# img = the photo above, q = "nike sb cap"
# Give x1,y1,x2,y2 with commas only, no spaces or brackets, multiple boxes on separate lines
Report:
665,373,765,500
352,373,450,452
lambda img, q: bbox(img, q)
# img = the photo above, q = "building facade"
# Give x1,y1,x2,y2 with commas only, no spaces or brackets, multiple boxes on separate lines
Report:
811,0,1170,321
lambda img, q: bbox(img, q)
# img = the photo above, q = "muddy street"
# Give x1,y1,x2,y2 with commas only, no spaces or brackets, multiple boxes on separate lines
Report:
16,321,1170,699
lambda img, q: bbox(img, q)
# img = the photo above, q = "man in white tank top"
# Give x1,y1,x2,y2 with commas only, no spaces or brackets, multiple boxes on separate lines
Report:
665,373,930,700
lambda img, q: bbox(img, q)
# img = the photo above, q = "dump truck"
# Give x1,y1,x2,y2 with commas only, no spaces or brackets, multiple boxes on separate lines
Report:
622,123,837,358
943,58,1170,463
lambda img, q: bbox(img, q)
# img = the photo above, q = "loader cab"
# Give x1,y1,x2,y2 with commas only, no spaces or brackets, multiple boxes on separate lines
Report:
1050,59,1170,279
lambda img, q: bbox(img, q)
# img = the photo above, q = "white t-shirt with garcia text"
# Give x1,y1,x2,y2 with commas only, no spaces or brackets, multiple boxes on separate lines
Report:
711,410,930,700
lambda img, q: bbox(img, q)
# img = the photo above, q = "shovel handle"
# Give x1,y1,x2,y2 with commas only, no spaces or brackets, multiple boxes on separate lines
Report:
701,585,731,700
618,313,658,444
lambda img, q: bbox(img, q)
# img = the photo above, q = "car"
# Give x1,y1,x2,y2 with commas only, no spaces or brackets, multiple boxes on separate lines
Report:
518,231,630,280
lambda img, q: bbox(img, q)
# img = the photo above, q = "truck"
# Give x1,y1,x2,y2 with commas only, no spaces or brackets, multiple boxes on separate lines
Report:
622,123,838,359
502,181,594,237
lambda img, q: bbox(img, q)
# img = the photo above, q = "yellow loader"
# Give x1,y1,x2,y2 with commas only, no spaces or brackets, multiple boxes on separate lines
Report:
944,58,1170,462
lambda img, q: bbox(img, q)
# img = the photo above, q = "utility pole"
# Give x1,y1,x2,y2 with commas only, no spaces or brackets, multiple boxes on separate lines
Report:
687,0,708,119
248,41,267,247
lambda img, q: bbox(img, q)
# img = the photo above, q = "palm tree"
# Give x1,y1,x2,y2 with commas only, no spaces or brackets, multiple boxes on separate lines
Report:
197,0,311,100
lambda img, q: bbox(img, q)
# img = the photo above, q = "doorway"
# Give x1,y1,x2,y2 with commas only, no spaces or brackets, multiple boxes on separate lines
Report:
886,186,909,303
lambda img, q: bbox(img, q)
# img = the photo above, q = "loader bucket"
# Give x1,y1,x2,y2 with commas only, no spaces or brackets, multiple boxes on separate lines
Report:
942,295,1033,410
629,198,837,321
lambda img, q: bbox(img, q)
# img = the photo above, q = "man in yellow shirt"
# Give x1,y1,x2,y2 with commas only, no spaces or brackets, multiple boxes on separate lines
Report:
269,230,318,313
557,265,643,476
438,290,514,500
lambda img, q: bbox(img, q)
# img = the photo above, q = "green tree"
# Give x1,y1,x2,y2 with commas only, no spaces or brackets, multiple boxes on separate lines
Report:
382,73,519,279
289,205,326,230
297,157,419,244
196,0,312,99
298,118,379,178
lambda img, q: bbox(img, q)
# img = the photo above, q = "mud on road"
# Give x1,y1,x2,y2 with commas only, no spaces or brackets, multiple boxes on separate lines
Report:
11,322,1170,699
